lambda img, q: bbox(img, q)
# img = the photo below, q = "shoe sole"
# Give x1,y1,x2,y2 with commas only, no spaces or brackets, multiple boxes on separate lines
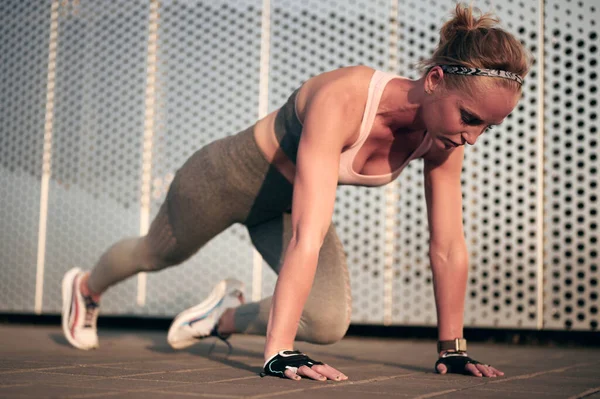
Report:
61,268,97,350
167,279,244,350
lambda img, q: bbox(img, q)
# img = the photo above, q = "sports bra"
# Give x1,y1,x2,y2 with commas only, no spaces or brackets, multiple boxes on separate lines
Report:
272,69,433,187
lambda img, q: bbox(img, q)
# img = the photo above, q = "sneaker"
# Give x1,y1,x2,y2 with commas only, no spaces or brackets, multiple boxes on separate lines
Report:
167,278,245,350
61,267,100,350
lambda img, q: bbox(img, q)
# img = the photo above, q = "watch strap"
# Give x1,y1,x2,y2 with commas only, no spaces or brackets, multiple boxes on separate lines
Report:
437,338,467,353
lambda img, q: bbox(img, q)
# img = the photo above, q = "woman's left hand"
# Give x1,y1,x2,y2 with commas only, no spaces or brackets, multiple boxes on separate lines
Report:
435,352,505,377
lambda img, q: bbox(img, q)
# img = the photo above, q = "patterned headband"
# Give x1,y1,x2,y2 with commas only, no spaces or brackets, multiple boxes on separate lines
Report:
439,65,524,85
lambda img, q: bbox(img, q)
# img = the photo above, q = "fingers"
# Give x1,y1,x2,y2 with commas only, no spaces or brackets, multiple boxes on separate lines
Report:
284,368,301,381
465,363,499,378
285,364,349,382
297,365,327,381
476,363,499,377
312,364,349,381
283,366,325,381
465,363,483,377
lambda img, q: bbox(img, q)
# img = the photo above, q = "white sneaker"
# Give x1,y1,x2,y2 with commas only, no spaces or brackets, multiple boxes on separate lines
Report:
61,267,100,350
167,278,245,350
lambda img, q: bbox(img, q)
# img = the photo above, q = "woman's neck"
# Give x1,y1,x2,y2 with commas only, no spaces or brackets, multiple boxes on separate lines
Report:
380,76,427,132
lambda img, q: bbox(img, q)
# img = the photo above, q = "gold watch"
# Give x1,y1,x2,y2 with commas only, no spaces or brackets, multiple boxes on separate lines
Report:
437,338,467,353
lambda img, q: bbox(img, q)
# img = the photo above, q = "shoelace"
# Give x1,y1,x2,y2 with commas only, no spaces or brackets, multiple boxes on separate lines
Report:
82,295,99,328
207,325,233,356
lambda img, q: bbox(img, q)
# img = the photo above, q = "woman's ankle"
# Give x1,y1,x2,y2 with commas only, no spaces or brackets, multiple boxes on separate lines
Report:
79,273,102,302
217,308,236,335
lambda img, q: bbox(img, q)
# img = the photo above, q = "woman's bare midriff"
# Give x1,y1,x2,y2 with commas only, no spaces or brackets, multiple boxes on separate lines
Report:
254,111,297,184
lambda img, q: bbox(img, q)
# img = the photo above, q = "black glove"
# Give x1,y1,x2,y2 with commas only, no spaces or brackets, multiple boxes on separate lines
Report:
435,352,483,375
260,350,324,378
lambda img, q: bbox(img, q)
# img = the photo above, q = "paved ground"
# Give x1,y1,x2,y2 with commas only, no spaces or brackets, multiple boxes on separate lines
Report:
0,324,599,399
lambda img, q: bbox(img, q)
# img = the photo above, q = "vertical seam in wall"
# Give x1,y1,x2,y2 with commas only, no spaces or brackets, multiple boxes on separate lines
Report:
253,0,271,302
138,0,160,307
35,0,60,314
536,0,545,330
383,0,400,326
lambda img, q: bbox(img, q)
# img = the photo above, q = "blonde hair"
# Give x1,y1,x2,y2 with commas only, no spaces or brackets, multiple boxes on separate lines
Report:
419,3,532,93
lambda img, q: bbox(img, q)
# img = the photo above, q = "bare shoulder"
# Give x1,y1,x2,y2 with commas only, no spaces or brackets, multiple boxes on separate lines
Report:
295,65,375,121
303,65,375,92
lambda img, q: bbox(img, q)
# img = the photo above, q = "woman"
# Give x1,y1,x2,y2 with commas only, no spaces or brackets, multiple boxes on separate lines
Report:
61,3,530,381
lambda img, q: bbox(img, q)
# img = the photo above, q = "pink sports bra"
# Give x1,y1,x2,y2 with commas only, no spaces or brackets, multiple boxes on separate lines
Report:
294,69,433,186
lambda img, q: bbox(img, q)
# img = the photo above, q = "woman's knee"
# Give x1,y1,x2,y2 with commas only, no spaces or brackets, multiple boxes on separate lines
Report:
300,302,351,345
140,252,184,272
138,199,195,272
136,235,189,272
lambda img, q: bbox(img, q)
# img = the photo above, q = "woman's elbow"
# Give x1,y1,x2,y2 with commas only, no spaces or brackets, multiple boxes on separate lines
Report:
290,228,327,256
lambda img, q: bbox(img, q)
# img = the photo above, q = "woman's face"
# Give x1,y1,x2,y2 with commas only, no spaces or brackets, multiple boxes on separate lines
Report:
422,77,521,150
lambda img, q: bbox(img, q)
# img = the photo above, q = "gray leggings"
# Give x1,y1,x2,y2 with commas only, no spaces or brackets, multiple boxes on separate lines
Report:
87,126,352,344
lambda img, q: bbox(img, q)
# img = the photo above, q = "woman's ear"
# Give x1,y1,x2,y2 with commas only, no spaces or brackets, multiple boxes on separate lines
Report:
425,66,445,93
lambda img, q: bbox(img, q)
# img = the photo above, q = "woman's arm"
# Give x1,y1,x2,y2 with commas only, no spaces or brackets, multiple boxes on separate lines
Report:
423,146,469,344
424,147,505,378
264,74,365,361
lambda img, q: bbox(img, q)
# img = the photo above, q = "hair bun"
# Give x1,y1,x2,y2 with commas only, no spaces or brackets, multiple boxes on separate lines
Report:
440,3,500,43
417,2,531,87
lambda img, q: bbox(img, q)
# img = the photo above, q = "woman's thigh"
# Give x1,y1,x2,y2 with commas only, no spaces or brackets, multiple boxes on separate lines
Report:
154,126,294,264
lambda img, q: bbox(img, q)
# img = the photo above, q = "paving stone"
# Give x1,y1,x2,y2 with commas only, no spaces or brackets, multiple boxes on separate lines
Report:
111,393,238,399
276,389,412,398
0,324,599,399
0,370,102,386
157,381,309,397
484,373,600,397
124,365,250,383
53,377,189,392
328,376,486,397
435,387,567,398
0,382,118,398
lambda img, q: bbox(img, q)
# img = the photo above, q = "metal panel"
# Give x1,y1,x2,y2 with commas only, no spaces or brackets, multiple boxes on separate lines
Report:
0,0,597,331
140,0,263,316
392,0,541,328
544,0,599,331
43,0,149,314
266,0,392,324
0,1,50,312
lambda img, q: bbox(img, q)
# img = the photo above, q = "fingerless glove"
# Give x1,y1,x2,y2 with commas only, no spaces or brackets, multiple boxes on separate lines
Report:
260,350,324,378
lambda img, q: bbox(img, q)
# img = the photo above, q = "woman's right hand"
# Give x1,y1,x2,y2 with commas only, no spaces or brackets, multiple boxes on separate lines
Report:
284,363,348,382
261,350,349,381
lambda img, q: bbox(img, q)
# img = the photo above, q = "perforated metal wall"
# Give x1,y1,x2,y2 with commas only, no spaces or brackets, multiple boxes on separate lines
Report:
544,0,599,331
391,0,440,325
0,1,49,312
140,0,263,316
0,0,597,331
42,0,149,314
390,0,542,328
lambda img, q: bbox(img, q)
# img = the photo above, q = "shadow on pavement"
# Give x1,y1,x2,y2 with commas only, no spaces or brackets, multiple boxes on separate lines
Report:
49,333,70,348
142,332,432,375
